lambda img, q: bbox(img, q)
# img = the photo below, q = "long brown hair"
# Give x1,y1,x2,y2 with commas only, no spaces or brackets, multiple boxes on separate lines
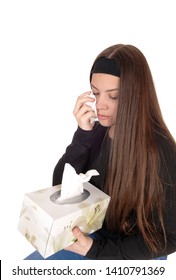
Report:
91,44,175,255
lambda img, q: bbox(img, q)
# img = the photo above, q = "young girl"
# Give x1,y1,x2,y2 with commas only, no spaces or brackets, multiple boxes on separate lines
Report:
26,44,176,260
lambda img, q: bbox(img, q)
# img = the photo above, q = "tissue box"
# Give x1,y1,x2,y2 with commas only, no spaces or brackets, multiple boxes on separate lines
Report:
18,182,110,258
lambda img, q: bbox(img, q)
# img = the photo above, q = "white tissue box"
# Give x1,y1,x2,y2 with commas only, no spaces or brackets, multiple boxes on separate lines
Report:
18,182,110,258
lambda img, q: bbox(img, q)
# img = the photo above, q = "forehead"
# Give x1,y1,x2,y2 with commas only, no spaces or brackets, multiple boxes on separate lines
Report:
91,73,120,90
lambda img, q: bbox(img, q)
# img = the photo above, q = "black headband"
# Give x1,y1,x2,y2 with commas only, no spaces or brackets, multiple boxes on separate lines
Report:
90,57,120,79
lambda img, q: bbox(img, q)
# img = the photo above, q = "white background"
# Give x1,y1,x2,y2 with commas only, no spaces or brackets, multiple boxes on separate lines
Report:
0,0,176,261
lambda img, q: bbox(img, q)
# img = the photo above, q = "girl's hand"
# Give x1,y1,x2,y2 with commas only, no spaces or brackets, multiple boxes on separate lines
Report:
65,227,93,256
73,91,97,130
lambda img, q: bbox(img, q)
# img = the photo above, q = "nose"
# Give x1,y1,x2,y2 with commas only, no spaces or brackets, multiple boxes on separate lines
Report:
96,94,108,110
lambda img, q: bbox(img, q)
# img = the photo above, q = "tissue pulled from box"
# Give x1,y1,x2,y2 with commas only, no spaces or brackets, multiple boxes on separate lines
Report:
57,163,99,201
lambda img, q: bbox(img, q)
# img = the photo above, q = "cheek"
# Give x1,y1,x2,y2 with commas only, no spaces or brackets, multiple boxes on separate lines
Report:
111,103,118,119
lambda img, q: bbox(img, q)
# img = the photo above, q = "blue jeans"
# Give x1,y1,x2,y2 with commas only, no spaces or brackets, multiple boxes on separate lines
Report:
154,256,167,260
25,250,167,260
24,249,89,260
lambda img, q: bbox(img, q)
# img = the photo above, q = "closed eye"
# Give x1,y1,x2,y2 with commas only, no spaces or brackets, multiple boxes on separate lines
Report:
92,92,99,96
109,95,119,100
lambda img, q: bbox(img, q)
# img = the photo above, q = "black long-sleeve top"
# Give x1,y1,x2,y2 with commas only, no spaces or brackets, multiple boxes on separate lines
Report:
53,122,176,259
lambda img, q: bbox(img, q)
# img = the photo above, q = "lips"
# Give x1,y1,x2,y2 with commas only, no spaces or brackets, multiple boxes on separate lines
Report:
97,114,110,120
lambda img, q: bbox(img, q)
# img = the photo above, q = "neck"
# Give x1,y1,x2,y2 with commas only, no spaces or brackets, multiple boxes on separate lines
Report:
108,125,115,139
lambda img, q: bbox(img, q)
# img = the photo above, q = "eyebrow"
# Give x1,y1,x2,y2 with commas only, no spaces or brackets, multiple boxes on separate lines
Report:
91,84,119,93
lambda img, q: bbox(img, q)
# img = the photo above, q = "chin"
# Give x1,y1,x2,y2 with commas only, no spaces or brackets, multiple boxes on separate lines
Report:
98,120,112,127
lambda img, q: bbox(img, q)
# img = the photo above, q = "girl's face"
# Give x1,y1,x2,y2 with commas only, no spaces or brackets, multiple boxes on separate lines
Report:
91,73,120,128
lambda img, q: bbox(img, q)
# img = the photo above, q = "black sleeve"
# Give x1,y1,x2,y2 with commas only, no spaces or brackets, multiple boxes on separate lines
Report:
86,137,176,260
86,232,155,260
52,126,95,186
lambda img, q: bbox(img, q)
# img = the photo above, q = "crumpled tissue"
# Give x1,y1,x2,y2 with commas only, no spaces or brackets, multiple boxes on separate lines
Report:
85,91,98,123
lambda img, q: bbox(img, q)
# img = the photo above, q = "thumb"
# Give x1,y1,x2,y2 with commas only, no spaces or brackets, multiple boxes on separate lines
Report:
72,227,86,244
70,226,93,255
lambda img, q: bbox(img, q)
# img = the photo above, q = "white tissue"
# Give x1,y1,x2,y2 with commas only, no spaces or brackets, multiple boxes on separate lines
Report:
85,91,98,123
57,163,99,201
